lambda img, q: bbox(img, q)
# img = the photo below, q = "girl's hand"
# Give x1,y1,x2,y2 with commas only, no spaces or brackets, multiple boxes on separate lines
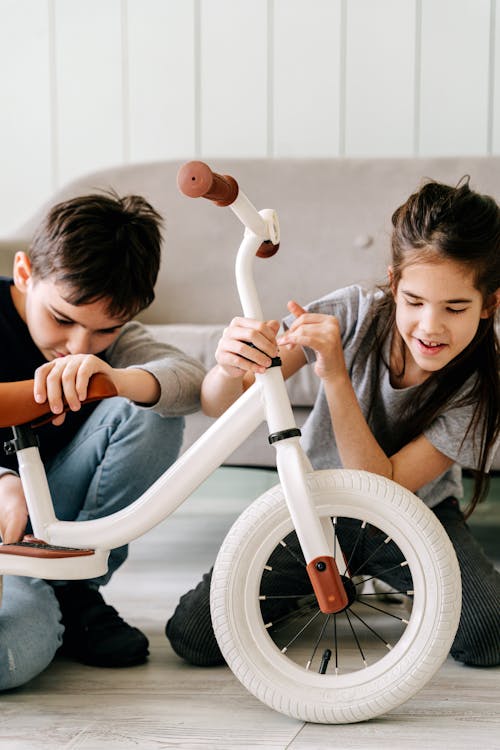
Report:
34,354,115,425
278,300,347,382
0,474,28,543
215,317,280,379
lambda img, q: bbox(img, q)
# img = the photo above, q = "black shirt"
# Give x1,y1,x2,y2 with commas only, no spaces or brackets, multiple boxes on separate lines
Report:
0,277,98,471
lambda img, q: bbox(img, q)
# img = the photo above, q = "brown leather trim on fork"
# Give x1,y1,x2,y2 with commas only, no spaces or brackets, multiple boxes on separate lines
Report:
306,556,349,614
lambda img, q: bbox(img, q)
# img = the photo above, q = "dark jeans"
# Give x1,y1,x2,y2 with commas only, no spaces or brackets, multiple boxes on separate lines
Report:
166,496,500,668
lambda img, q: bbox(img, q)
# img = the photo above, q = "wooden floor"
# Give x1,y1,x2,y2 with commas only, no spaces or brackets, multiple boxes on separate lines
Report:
1,467,499,750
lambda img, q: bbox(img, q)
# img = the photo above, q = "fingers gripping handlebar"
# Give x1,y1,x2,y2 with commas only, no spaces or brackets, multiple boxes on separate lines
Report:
0,373,118,430
177,161,239,207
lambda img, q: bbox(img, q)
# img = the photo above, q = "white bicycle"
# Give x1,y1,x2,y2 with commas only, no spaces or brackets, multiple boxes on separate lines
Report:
0,162,461,724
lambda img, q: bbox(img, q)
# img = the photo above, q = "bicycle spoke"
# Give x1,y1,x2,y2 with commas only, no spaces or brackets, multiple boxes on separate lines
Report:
357,598,410,624
279,608,323,653
354,560,409,587
349,532,397,577
345,609,368,667
348,609,393,650
266,595,319,631
342,519,367,575
277,538,307,568
360,589,414,596
307,615,331,670
259,594,309,600
333,614,339,674
332,516,338,560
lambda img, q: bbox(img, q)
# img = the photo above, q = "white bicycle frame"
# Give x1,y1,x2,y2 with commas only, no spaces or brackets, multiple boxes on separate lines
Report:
1,182,342,607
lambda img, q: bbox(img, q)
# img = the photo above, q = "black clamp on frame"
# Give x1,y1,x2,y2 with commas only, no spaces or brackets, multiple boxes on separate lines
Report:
4,424,40,455
268,427,302,445
246,342,282,369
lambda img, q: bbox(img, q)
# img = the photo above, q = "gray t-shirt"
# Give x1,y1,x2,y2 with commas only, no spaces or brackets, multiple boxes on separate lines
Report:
284,285,498,508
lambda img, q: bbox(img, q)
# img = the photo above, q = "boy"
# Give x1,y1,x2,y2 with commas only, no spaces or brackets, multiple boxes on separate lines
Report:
0,191,205,689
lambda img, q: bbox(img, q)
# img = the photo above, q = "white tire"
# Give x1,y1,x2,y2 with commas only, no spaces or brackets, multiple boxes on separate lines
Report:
211,469,461,723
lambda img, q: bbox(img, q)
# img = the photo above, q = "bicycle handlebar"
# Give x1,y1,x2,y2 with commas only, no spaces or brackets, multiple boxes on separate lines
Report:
177,161,239,207
0,373,118,430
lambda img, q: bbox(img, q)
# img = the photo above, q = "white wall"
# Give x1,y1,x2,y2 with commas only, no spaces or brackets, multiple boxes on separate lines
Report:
0,0,498,234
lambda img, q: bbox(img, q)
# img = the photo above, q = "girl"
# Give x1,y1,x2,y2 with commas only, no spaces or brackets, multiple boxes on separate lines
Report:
166,177,500,668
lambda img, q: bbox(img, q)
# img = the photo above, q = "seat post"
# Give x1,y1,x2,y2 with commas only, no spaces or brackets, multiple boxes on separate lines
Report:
4,423,57,539
4,423,40,454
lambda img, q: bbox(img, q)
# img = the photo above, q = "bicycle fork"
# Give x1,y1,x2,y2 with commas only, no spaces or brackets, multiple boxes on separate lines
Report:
233,207,348,615
260,367,349,614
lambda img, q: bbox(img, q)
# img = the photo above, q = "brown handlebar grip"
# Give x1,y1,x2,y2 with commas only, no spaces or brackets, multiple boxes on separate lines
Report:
32,373,119,427
177,161,239,207
0,373,119,429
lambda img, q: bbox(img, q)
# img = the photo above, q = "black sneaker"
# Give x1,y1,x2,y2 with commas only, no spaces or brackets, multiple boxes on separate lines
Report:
52,581,149,668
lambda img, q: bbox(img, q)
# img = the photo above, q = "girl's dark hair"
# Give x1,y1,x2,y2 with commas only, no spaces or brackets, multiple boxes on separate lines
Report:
374,177,500,516
29,191,163,319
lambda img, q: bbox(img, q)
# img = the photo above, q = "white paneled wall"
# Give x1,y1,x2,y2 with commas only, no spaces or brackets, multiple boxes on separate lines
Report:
0,1,53,233
419,0,492,155
0,0,499,234
492,0,500,151
127,0,195,163
273,0,342,156
54,0,124,181
200,0,269,156
344,0,416,156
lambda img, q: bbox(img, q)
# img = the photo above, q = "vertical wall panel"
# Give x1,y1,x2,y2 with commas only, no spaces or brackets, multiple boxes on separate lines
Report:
344,0,416,156
493,0,500,153
127,0,195,162
200,0,268,157
0,0,52,234
273,0,342,156
419,0,491,155
54,0,124,184
1,0,498,237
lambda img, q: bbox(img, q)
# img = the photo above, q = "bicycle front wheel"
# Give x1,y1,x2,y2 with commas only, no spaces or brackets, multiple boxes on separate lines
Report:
211,469,461,724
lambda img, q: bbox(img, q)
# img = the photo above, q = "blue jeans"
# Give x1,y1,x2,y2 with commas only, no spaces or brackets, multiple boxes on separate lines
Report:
0,397,184,690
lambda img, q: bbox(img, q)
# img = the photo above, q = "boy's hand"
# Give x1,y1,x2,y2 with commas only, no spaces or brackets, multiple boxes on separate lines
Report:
277,300,347,382
34,354,115,424
0,475,28,544
215,317,280,378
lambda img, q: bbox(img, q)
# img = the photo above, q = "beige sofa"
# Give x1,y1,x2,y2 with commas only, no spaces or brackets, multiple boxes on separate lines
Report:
1,156,499,469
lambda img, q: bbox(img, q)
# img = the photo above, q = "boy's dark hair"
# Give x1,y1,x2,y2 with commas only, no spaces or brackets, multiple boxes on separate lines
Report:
370,177,500,516
29,191,163,319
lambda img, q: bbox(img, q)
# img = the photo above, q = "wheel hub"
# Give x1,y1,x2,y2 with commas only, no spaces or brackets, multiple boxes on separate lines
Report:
338,575,357,611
